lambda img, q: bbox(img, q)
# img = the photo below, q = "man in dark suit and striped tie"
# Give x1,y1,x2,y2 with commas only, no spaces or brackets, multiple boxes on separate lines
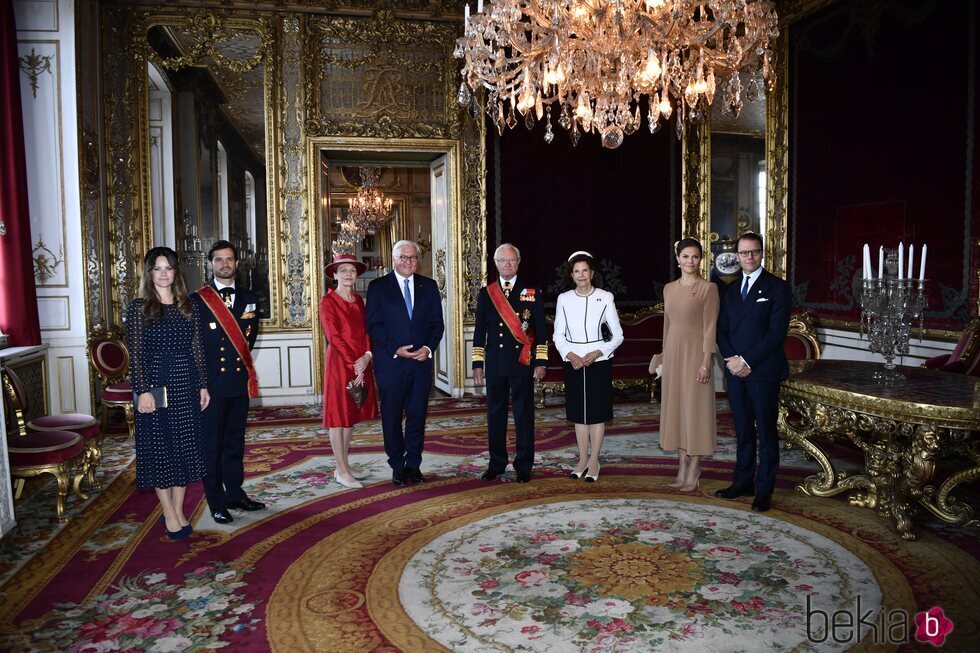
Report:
715,232,791,513
366,240,445,486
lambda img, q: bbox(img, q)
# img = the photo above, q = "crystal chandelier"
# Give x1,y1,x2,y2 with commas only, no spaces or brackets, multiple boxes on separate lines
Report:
455,0,779,149
348,167,393,233
331,218,362,256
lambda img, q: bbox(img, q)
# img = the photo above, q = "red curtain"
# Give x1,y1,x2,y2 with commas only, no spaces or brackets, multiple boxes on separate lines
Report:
0,1,41,346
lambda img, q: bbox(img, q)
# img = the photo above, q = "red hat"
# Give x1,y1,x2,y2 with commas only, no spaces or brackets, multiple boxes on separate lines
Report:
325,253,367,276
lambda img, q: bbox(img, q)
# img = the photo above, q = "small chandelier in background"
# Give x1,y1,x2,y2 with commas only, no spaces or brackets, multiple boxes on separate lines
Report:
348,167,393,233
455,0,779,149
331,218,362,257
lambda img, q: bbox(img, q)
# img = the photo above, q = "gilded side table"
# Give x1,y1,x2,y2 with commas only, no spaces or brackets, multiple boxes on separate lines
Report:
778,359,980,540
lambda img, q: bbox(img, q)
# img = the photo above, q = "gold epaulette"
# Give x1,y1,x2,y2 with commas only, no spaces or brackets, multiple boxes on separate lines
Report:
535,343,549,360
472,346,485,362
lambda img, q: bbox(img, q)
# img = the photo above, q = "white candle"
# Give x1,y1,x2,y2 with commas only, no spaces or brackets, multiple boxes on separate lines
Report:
878,246,884,279
898,242,904,279
908,244,914,279
477,0,484,12
862,244,870,279
919,244,927,280
465,4,470,27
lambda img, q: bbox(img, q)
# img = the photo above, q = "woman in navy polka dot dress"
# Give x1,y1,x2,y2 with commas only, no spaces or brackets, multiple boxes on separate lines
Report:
126,246,210,541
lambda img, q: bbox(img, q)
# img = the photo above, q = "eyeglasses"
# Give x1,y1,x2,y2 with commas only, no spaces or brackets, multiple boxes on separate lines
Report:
494,258,518,264
737,249,762,257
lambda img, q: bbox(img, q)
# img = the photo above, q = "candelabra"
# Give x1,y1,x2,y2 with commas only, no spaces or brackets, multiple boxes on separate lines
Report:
860,249,927,383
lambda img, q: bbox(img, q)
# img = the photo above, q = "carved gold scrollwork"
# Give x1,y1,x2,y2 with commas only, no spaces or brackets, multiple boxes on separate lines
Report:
765,30,789,278
780,385,980,540
303,10,460,140
682,119,710,266
134,9,273,74
434,248,447,300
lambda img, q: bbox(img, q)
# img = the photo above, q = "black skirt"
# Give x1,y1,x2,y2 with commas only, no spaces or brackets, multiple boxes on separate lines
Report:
563,359,613,424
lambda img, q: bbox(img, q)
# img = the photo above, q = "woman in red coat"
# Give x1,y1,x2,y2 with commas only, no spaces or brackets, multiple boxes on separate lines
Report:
319,253,378,488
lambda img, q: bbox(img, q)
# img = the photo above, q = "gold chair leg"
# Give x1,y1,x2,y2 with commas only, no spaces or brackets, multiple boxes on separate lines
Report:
84,438,103,490
125,403,135,439
13,478,25,500
53,468,72,523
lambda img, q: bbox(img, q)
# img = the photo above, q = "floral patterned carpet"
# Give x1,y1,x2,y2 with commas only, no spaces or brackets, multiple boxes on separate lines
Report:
1,397,978,652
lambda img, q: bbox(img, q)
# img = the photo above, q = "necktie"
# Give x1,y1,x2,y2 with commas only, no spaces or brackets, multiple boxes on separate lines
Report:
219,287,234,308
741,275,750,301
503,280,512,298
403,278,413,318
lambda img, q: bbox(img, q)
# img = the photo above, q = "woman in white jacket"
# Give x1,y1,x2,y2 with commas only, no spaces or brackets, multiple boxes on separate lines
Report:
553,251,624,482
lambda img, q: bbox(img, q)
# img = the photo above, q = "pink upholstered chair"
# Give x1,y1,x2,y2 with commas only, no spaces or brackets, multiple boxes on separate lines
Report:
87,327,134,439
4,366,104,491
2,368,88,522
924,318,980,376
784,313,821,360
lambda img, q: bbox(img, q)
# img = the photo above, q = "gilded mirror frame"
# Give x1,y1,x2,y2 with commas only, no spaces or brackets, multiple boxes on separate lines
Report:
101,7,283,329
683,10,795,280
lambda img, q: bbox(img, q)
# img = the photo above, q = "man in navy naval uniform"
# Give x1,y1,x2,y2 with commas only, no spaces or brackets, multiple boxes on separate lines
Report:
366,239,445,487
193,240,262,524
471,243,548,483
715,231,791,513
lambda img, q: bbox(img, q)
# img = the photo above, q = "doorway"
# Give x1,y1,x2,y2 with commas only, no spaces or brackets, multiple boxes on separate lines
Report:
309,138,465,398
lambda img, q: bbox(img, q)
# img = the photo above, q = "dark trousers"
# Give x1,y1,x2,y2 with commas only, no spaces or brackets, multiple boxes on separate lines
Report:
727,377,781,495
376,363,431,470
202,394,250,510
485,375,535,473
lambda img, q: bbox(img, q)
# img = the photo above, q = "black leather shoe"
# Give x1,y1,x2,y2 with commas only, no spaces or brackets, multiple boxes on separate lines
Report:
714,484,755,500
516,470,531,483
212,509,233,524
751,494,772,512
227,496,265,511
392,468,408,486
407,467,426,484
480,468,502,481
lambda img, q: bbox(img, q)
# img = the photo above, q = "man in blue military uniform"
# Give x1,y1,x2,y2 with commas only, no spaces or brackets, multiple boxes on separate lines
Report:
472,244,548,483
193,240,262,524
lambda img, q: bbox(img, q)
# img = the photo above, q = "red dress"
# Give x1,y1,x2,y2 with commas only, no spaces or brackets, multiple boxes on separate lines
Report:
319,290,379,428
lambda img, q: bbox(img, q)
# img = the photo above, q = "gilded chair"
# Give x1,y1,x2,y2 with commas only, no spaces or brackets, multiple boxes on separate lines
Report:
86,327,134,439
2,368,88,522
784,312,821,360
4,366,104,491
924,318,980,376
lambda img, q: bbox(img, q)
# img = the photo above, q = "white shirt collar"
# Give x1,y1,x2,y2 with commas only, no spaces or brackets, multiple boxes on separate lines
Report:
215,280,236,291
744,267,763,284
500,275,516,287
394,271,414,285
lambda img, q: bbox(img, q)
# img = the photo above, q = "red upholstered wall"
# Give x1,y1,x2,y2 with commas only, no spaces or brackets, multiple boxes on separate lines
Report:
789,0,979,328
486,116,680,310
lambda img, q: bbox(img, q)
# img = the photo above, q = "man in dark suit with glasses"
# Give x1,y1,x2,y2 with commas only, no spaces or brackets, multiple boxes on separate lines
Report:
366,240,445,486
715,231,791,513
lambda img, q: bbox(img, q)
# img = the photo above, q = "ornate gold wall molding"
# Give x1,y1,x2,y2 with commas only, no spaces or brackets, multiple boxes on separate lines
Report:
681,119,710,275
278,14,308,328
460,102,486,319
303,8,460,140
765,31,790,278
87,1,484,356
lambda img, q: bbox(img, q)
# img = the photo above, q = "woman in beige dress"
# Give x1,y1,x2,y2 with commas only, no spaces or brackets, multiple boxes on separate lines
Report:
648,238,719,491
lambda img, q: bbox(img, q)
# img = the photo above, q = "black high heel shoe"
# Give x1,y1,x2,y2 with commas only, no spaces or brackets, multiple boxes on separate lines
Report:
160,516,190,541
569,464,588,479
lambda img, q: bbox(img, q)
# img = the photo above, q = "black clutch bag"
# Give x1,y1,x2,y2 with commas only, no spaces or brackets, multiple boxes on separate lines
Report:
134,386,168,409
346,379,366,407
600,322,612,343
